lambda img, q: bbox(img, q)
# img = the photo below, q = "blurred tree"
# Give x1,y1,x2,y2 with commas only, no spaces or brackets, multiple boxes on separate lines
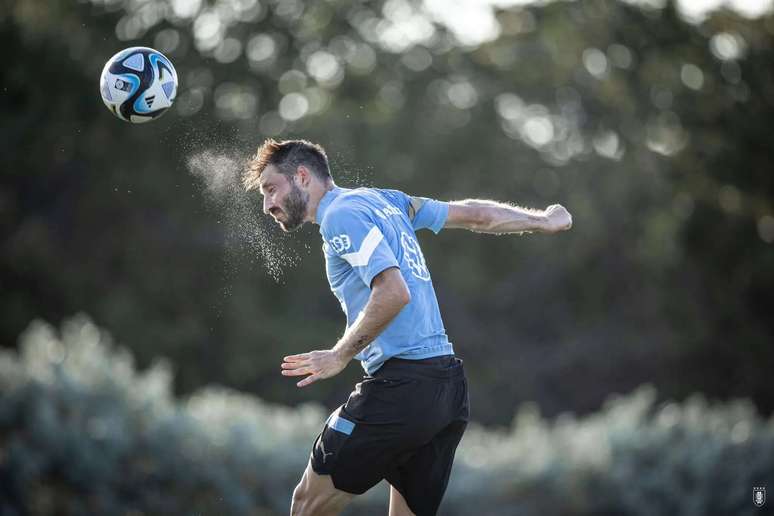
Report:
1,0,773,425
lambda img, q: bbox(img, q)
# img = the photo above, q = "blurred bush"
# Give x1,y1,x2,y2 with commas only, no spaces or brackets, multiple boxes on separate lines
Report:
1,317,772,515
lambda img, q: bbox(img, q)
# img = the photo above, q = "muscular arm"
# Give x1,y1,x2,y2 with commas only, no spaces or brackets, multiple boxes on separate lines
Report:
332,267,410,359
444,199,572,234
281,267,410,387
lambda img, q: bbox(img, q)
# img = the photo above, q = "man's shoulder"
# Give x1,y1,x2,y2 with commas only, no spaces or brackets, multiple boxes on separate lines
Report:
320,190,371,230
329,187,401,212
321,187,410,230
350,187,411,215
338,186,399,202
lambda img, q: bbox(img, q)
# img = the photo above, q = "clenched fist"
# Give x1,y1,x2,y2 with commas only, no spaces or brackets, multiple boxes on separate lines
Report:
543,204,573,233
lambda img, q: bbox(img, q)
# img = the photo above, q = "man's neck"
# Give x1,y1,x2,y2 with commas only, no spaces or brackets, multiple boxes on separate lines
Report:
309,181,336,225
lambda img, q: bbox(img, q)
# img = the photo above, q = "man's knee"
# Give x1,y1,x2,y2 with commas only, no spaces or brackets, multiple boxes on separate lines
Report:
291,474,351,516
291,483,310,515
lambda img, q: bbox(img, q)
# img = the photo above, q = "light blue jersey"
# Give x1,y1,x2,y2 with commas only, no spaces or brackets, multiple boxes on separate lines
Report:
316,187,453,374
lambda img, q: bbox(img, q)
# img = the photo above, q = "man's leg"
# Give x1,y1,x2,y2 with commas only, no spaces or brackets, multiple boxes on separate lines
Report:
291,461,354,516
389,485,416,516
384,418,467,516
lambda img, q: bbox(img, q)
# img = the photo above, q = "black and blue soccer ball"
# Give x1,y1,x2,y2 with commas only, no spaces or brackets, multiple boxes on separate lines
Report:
100,47,178,123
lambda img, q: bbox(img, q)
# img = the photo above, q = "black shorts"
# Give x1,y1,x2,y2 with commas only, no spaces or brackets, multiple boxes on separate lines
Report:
310,355,469,516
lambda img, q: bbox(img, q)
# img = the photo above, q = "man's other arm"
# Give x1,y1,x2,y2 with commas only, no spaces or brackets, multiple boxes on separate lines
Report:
444,199,572,234
332,267,409,359
281,267,409,387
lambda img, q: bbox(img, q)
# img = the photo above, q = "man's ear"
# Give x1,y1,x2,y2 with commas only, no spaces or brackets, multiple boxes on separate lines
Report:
296,165,311,187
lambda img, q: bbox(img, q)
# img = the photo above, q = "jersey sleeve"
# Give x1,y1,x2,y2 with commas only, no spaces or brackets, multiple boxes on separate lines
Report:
378,189,449,234
409,197,449,234
322,205,400,288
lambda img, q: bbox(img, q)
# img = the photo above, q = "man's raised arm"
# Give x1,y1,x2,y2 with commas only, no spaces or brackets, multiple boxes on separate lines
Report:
444,199,572,234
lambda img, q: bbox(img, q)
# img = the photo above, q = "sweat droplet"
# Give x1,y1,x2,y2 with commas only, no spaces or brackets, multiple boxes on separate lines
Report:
186,150,300,282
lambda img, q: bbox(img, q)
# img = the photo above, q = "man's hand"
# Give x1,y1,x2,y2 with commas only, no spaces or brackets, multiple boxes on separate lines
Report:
281,269,409,389
543,204,572,233
281,349,349,388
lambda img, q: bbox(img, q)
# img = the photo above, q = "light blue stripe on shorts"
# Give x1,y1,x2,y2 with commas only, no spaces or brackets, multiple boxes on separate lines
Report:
327,407,355,435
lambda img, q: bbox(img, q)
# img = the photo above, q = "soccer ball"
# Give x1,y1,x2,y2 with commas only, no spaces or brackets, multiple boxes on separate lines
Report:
99,47,178,123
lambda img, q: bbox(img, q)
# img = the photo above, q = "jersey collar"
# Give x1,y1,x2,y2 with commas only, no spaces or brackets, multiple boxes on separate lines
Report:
315,186,344,224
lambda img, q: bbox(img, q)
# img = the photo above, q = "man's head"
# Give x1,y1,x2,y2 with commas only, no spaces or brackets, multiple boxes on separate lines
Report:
243,139,332,232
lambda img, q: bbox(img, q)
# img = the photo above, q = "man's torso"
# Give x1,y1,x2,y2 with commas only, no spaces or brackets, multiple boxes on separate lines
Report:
317,187,453,374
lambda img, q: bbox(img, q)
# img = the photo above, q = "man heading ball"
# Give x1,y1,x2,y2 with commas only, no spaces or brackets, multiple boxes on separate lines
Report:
243,139,572,516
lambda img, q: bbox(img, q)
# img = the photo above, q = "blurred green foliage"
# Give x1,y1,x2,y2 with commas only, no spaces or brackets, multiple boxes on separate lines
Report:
1,0,774,429
1,317,772,515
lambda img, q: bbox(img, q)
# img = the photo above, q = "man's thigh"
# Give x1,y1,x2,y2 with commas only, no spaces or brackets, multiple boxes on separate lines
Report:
386,419,467,516
311,375,430,495
311,359,468,498
389,485,416,516
292,461,354,516
310,398,410,495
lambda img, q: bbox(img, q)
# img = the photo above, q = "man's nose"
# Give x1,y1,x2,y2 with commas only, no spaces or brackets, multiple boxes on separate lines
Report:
263,196,274,215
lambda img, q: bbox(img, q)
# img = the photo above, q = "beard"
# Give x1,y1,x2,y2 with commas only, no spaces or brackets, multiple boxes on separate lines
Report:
277,181,309,232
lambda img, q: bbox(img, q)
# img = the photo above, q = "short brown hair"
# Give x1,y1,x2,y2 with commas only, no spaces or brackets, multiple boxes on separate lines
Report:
243,139,331,191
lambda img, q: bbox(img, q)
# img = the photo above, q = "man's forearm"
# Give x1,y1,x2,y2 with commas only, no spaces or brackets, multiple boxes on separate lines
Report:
451,199,549,234
332,284,407,360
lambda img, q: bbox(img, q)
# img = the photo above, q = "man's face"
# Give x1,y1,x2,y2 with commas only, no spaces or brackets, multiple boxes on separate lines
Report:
259,165,309,232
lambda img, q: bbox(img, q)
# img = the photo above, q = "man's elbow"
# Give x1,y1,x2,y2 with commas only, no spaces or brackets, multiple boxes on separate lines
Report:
386,275,411,307
447,202,492,231
372,268,411,307
395,282,411,307
387,274,411,308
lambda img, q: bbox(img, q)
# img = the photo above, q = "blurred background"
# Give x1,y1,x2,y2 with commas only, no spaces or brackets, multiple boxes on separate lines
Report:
2,0,774,514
